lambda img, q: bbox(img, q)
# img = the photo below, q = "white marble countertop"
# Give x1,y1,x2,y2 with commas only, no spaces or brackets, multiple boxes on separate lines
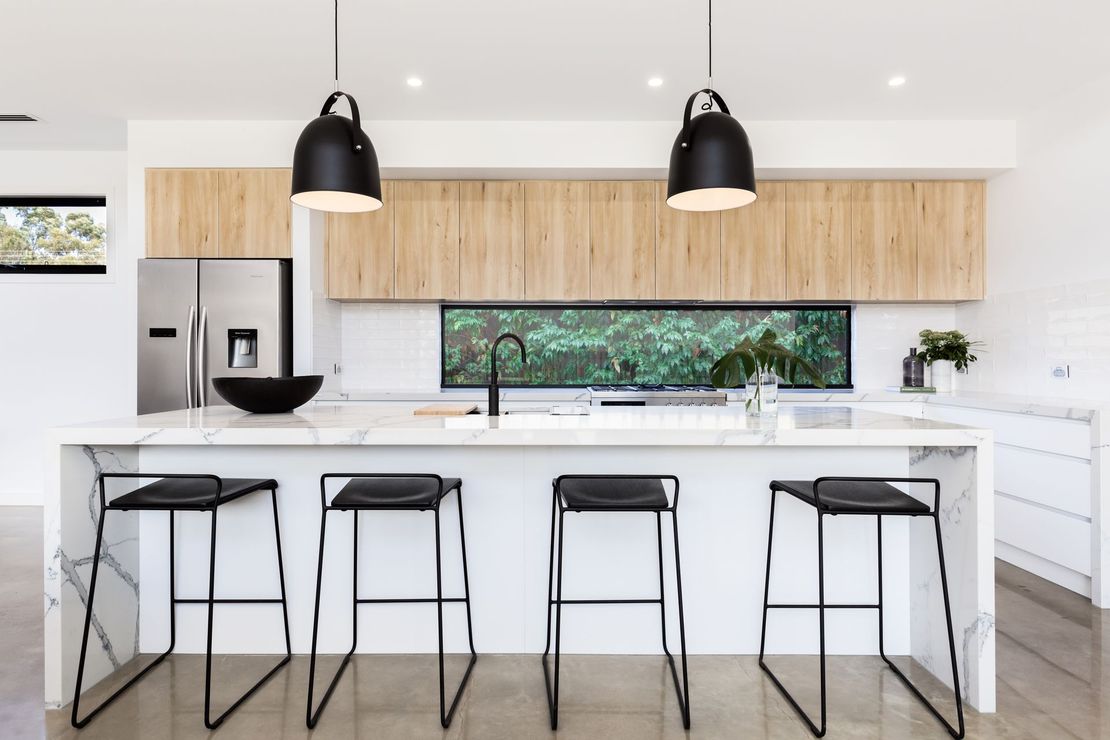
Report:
53,405,990,448
316,387,1103,422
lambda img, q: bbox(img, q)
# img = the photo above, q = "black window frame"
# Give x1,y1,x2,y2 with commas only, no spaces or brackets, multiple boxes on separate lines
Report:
0,196,108,275
440,302,853,390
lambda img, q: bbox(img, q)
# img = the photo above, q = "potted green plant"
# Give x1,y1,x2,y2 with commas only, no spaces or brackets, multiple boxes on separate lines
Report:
916,330,981,393
710,328,826,416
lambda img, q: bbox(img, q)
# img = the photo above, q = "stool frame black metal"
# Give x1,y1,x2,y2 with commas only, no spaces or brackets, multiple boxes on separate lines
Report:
542,474,691,731
306,473,477,729
71,473,292,730
758,476,965,739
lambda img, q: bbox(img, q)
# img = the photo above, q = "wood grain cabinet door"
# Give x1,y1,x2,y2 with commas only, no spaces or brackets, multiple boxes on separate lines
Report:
589,181,655,300
145,168,219,258
325,181,395,300
217,169,292,258
785,181,852,300
394,181,460,300
851,181,917,301
524,181,590,300
459,181,525,300
917,181,984,301
721,181,786,300
655,181,721,300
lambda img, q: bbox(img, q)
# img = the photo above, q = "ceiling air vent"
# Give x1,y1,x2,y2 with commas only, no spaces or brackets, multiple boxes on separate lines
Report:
0,114,38,122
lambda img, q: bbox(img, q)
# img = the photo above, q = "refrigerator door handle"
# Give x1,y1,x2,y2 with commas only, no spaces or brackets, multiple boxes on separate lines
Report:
198,305,208,407
185,305,197,408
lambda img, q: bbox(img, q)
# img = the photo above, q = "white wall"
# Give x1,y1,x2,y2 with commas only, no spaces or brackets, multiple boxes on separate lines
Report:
0,150,132,505
957,73,1110,400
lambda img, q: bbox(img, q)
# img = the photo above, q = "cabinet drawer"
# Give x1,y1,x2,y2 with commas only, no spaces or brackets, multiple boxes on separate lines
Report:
995,446,1091,518
924,405,1091,459
995,495,1091,576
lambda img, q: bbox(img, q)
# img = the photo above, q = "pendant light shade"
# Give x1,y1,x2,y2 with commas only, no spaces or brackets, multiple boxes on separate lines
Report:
666,89,756,212
291,91,382,213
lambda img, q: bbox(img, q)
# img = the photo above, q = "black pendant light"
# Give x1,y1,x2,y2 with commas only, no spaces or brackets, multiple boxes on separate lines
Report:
666,0,756,212
291,0,382,212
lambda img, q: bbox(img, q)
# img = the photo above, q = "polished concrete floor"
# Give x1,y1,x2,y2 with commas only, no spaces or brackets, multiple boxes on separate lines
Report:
3,505,1107,738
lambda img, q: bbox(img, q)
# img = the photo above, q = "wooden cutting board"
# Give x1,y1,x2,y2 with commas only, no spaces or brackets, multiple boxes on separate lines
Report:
413,403,479,416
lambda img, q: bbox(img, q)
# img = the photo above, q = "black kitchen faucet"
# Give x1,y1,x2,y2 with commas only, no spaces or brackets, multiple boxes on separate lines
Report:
488,332,527,416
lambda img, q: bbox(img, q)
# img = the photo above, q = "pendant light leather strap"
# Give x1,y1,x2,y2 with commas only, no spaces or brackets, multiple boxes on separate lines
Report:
319,91,363,153
681,88,731,148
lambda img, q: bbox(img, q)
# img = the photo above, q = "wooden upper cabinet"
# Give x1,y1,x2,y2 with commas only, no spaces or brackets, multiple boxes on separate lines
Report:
394,181,460,300
917,181,984,301
785,182,852,300
145,169,219,258
851,181,917,301
325,181,395,300
590,181,655,300
655,182,721,300
721,181,786,300
525,181,590,300
459,181,525,300
217,169,293,258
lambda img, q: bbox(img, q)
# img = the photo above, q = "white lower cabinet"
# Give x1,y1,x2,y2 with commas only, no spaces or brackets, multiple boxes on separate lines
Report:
923,403,1097,599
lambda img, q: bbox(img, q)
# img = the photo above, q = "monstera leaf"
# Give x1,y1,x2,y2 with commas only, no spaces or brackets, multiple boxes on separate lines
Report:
709,328,827,389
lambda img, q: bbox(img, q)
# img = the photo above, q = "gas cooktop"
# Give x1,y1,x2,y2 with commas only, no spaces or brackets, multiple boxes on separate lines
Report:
588,384,727,406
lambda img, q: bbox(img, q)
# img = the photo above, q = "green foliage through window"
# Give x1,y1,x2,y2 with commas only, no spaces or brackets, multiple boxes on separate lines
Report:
442,305,850,387
0,197,107,273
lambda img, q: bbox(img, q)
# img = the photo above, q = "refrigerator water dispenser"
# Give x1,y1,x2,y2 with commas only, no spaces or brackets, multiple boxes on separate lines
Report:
228,329,258,368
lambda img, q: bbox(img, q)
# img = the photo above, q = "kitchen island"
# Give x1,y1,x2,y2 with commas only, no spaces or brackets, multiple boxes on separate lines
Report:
44,405,995,712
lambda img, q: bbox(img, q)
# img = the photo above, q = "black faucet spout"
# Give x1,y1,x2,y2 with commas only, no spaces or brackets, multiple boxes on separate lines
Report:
488,332,527,416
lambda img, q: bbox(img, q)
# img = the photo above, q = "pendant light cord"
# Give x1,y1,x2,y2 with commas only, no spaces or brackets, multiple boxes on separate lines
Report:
703,0,713,110
330,0,335,92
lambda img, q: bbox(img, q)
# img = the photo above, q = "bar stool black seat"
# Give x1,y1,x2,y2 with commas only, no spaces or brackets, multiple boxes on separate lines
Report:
307,474,476,730
71,474,291,731
759,476,964,738
543,475,690,730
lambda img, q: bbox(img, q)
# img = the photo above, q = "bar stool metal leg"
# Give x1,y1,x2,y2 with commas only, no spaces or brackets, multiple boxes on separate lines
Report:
758,490,829,737
658,510,691,729
203,487,293,730
876,514,966,739
436,484,477,728
71,508,177,728
306,508,356,728
541,483,567,730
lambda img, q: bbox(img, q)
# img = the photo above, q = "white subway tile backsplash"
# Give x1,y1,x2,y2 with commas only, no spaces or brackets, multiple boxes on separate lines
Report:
957,276,1110,401
338,303,441,391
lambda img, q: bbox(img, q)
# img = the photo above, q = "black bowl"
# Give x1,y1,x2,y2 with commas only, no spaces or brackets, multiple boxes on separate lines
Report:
212,375,323,414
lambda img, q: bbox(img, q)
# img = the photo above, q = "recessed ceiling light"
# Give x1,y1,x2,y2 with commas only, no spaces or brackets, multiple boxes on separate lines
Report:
406,77,423,88
648,77,664,88
888,75,907,88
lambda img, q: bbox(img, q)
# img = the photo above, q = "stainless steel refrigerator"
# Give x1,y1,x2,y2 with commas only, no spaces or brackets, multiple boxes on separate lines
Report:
138,259,292,414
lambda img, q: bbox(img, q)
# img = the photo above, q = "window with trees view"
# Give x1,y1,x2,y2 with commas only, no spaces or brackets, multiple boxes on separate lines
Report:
442,304,851,388
0,197,108,274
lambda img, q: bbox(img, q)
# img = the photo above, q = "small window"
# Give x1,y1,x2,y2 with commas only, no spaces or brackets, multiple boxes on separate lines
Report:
441,304,852,388
0,196,108,274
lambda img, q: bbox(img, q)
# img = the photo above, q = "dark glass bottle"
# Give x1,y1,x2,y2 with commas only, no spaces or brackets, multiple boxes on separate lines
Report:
902,347,925,387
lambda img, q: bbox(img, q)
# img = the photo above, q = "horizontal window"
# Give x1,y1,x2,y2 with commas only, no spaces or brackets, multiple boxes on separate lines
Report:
441,304,851,388
0,196,107,274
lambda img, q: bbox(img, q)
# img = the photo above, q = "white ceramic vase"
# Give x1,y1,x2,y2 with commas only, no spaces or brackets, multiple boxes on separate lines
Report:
930,360,954,393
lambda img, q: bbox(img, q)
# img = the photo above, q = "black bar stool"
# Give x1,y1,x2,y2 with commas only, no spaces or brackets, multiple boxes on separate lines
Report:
759,476,965,738
306,473,477,729
71,473,291,730
542,474,690,730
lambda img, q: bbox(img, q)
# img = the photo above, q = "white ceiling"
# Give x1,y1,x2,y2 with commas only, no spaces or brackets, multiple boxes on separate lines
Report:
3,0,1108,149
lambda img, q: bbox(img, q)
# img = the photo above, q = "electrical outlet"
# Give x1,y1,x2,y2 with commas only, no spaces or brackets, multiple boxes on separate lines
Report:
1051,364,1069,379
